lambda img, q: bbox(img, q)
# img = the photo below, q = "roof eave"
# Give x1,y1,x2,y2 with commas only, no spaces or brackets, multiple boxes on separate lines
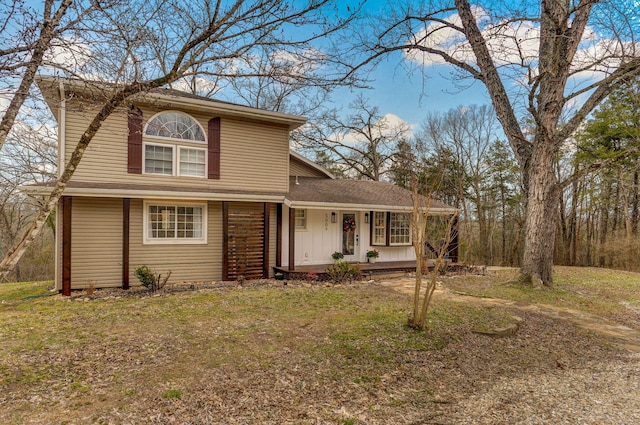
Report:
20,185,287,203
284,199,458,214
35,76,308,129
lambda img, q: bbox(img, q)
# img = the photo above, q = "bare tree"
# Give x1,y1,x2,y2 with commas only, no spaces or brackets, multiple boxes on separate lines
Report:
298,95,411,180
418,104,499,264
0,0,104,152
409,184,457,330
352,0,640,286
0,112,57,281
0,0,359,281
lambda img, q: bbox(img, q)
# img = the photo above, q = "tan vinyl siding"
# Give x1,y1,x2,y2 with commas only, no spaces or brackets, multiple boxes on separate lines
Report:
63,102,289,192
129,199,222,284
70,197,122,289
289,156,328,178
220,119,289,191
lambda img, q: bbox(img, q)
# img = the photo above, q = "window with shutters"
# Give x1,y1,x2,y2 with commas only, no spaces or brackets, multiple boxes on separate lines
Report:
142,111,207,178
370,211,412,246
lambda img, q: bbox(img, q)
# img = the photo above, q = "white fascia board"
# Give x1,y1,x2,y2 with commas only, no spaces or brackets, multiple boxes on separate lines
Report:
20,185,286,203
285,200,458,215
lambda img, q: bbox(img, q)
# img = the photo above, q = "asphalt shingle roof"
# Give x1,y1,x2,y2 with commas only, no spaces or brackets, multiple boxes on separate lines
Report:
286,177,454,211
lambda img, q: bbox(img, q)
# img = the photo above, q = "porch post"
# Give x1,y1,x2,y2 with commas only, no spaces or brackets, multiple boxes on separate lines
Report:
263,202,270,278
222,201,229,280
288,207,295,271
276,204,282,267
122,198,130,289
449,214,459,263
61,196,72,296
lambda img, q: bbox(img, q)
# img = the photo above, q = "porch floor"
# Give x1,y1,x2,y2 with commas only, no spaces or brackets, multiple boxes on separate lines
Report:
273,259,453,280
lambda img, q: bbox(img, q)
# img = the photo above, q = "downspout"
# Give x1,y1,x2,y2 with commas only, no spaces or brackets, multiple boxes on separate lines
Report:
58,80,66,176
54,81,66,290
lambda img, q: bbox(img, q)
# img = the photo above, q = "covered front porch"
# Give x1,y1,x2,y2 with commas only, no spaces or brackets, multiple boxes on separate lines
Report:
273,259,454,280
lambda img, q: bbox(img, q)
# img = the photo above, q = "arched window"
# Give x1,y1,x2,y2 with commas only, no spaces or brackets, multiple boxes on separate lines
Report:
142,111,208,177
145,111,206,142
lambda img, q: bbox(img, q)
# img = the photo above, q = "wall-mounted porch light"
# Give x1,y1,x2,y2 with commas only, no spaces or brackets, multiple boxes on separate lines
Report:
331,212,336,223
364,212,369,224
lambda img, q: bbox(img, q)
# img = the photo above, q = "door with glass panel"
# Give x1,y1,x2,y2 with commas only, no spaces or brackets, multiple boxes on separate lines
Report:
341,212,359,260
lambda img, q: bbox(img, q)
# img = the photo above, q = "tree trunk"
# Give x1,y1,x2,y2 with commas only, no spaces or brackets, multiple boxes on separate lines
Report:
569,179,578,265
558,190,569,265
0,0,74,152
599,183,610,267
520,141,558,287
633,170,639,236
0,76,180,282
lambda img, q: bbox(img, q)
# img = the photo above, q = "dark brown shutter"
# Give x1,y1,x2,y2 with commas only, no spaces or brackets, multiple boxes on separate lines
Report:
127,106,143,174
208,117,221,179
369,210,373,246
385,212,391,247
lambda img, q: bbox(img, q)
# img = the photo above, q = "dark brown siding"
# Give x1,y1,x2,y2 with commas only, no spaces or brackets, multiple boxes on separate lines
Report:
62,196,72,296
127,106,143,174
276,204,282,267
263,203,270,278
208,117,221,179
222,201,229,279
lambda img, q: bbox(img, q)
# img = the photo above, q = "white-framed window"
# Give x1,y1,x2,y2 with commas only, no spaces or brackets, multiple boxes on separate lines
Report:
371,211,412,246
178,147,206,177
144,201,207,244
144,143,174,175
145,111,206,142
390,212,411,245
372,211,386,245
143,143,207,178
142,111,207,178
295,209,307,230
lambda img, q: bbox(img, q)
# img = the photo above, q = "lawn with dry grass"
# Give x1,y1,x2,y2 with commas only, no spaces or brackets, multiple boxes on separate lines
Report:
443,266,640,329
1,270,639,424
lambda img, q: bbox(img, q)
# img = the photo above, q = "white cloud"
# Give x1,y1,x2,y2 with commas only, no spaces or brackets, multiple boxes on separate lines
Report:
405,10,637,79
270,48,326,80
171,76,220,95
43,37,92,71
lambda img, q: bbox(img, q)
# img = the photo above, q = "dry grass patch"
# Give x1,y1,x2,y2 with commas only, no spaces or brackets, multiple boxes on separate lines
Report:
443,266,640,329
0,278,631,424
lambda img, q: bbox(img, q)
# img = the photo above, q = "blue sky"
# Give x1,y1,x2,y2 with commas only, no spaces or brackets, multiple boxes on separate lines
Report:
326,0,495,130
331,56,492,129
326,0,640,132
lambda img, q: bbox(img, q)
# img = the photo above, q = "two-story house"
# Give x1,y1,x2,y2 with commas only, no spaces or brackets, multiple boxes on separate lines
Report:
32,77,457,294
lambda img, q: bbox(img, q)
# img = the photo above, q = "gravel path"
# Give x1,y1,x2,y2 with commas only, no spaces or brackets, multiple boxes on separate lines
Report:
379,277,640,424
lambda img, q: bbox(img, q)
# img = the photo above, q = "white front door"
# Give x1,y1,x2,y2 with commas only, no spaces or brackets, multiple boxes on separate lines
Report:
341,212,359,260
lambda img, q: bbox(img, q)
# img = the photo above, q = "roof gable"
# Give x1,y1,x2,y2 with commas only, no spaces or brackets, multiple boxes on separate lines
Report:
289,151,334,179
36,76,307,129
